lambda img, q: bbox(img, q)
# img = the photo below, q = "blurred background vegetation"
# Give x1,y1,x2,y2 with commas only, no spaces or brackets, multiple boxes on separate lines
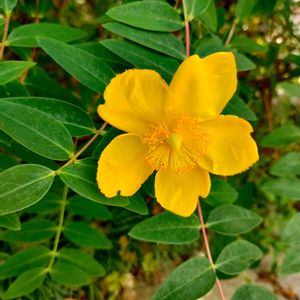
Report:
0,0,300,299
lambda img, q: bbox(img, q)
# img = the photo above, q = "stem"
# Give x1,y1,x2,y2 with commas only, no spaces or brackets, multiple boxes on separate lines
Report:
47,185,69,270
185,20,190,57
197,201,226,300
59,122,107,170
0,13,11,60
225,20,237,46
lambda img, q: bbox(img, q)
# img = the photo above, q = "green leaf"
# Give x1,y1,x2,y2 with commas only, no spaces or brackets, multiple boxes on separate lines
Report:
278,82,300,98
103,22,185,59
0,219,56,242
0,164,55,215
0,61,35,85
3,268,46,300
0,0,18,14
0,247,51,279
106,1,183,32
101,39,179,82
216,240,263,275
0,101,74,160
230,36,267,53
206,204,262,236
0,79,29,97
24,192,60,214
232,284,278,300
129,211,199,244
205,178,238,206
183,0,211,21
68,195,112,220
222,96,257,121
261,178,300,200
59,159,129,207
4,97,96,136
235,0,257,21
7,23,87,47
282,213,300,243
124,192,148,215
199,0,217,32
0,213,20,230
64,221,112,249
270,152,300,177
260,125,300,148
234,52,256,71
58,248,105,277
153,256,216,300
280,245,300,275
50,262,90,287
25,66,80,105
37,37,114,93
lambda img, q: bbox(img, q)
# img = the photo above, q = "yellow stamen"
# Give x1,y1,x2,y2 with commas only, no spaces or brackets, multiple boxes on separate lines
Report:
143,115,210,173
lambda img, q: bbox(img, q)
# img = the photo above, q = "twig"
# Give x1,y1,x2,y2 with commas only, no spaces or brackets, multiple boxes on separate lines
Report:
225,20,237,46
58,122,107,170
197,201,226,300
0,13,11,60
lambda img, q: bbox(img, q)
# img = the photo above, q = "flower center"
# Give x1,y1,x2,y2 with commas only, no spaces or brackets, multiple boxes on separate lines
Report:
143,116,210,173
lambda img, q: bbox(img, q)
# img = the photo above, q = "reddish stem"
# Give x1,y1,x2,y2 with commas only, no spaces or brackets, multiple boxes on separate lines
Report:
197,201,226,300
185,20,190,57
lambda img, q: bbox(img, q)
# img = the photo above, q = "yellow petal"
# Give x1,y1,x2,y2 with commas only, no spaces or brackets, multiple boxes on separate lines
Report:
155,167,210,217
98,69,169,135
197,115,259,175
97,134,153,197
168,53,237,121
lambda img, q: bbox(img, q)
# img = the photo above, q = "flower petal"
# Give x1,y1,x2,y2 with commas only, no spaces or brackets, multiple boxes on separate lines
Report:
155,167,210,217
197,115,259,175
168,53,237,121
98,69,169,134
97,133,153,197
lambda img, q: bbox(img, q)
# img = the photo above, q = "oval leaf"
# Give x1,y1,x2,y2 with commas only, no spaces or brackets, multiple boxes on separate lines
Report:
68,195,112,220
0,61,35,85
50,262,90,287
282,213,300,243
0,213,20,230
261,125,300,148
261,178,300,200
58,248,105,277
103,22,185,60
3,268,46,300
4,97,96,136
183,0,211,20
0,164,55,215
0,219,56,242
64,221,112,249
280,245,300,275
59,159,129,207
101,39,179,83
38,37,114,93
106,1,183,32
270,152,300,177
216,240,263,275
153,256,216,300
204,178,238,206
232,284,278,300
7,23,87,47
0,101,74,160
124,192,148,215
206,204,262,235
129,211,200,244
0,247,51,279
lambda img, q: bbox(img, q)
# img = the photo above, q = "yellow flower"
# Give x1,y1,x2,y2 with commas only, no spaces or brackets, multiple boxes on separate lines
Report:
96,53,259,217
